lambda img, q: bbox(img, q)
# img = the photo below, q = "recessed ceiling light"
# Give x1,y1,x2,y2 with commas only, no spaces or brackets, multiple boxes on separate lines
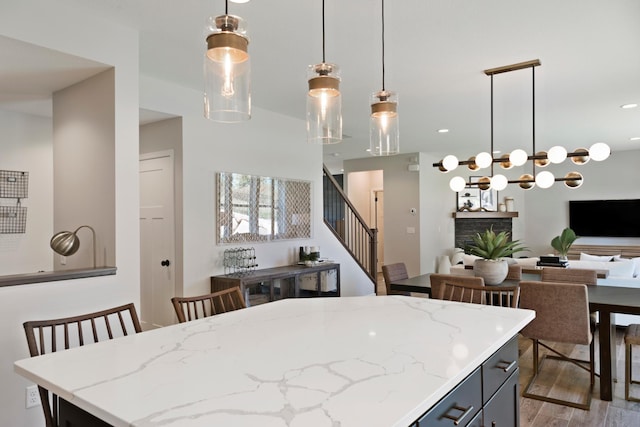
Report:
366,148,371,152
621,103,638,109
230,0,250,3
437,129,449,133
630,137,640,141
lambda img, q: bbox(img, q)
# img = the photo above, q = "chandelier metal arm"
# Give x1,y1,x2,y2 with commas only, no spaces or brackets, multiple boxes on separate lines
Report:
431,149,597,169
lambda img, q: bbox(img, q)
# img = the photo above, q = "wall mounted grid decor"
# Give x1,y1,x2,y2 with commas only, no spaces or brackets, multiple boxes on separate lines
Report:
217,172,312,244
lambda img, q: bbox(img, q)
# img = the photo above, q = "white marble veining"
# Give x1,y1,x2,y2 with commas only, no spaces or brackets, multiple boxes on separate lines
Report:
15,296,534,427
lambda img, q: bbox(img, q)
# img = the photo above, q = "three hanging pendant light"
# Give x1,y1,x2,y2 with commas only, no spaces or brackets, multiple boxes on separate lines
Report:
204,0,400,158
306,0,343,145
204,0,251,123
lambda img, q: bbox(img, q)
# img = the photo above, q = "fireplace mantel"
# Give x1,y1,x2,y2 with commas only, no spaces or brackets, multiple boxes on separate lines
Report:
452,211,519,219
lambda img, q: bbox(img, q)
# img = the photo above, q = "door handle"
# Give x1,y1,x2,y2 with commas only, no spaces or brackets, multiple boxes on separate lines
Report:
161,260,171,267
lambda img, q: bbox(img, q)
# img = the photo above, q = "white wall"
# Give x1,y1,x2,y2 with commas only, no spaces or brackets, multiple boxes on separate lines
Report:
53,69,116,269
139,75,373,300
522,150,640,254
0,110,53,275
344,154,422,277
140,117,184,296
0,2,139,426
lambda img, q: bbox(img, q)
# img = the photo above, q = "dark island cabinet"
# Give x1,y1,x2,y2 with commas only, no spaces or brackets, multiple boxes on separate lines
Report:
413,336,519,427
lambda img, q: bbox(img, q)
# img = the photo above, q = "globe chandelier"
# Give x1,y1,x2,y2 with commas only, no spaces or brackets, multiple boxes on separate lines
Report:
434,59,610,192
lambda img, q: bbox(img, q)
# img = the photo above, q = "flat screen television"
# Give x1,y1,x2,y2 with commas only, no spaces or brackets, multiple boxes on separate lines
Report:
569,199,640,237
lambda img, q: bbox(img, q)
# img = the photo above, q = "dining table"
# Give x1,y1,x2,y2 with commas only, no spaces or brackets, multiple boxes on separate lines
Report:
390,272,640,401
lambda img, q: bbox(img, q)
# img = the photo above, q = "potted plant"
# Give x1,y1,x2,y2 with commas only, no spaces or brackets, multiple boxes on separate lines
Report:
466,227,528,285
551,227,578,260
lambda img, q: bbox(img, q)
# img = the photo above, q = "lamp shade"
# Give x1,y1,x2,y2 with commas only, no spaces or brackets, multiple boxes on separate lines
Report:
50,231,80,256
475,152,492,169
307,63,342,144
370,90,399,156
50,225,97,268
535,171,555,188
490,174,508,191
589,142,610,161
442,155,459,171
204,14,251,122
449,176,467,192
509,149,528,166
547,146,567,163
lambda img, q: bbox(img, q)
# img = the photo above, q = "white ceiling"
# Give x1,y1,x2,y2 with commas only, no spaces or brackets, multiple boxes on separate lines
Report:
3,0,639,173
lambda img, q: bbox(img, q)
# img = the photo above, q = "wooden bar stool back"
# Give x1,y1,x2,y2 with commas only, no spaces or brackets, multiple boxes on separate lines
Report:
625,324,640,402
23,303,142,427
171,286,246,323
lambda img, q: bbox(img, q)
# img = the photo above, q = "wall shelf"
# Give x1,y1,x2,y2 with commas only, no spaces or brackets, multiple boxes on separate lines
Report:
452,211,519,219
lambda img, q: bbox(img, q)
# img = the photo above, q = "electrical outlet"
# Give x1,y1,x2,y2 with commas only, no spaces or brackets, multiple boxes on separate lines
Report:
60,255,66,265
26,385,41,409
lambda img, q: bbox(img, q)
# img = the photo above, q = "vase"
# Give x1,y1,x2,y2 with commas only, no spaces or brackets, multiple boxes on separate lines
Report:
437,255,452,274
473,259,508,285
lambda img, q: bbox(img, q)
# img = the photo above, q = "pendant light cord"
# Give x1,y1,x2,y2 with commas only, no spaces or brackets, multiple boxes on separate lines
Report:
381,0,386,91
225,0,228,15
322,0,326,63
532,66,536,175
490,75,494,176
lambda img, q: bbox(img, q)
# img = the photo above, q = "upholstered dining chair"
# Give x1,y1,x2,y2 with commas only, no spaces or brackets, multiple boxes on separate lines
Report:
429,273,485,302
171,286,246,323
381,263,411,296
541,267,597,285
23,303,142,427
541,266,598,325
505,264,522,281
438,281,520,308
519,280,595,410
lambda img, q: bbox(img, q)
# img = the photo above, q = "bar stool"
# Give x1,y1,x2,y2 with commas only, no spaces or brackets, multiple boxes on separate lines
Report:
624,324,640,402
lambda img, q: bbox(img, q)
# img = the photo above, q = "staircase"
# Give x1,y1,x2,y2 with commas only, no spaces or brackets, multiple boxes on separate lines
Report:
323,165,378,290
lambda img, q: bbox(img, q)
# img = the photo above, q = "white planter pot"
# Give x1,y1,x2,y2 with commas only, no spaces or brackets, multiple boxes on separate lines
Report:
473,259,508,285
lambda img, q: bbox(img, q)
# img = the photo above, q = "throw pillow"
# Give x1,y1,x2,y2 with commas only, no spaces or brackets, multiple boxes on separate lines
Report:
606,259,636,278
580,252,617,262
614,255,640,278
451,248,465,265
463,254,482,266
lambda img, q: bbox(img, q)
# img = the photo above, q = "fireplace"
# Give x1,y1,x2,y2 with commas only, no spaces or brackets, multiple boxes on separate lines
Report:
453,211,518,250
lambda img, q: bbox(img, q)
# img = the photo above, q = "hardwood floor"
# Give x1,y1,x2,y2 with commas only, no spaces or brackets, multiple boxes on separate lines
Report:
376,273,640,426
518,330,640,426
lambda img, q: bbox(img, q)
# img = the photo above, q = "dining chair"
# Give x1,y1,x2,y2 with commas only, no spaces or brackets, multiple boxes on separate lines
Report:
429,274,484,301
171,286,246,323
519,280,595,410
438,281,520,308
23,303,142,427
541,267,597,285
541,266,598,325
381,263,411,296
505,264,522,281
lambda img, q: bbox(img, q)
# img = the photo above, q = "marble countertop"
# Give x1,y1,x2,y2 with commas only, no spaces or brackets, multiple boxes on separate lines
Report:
15,296,534,427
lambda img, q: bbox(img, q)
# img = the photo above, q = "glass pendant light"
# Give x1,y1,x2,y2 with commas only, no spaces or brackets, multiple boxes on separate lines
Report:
204,0,251,122
370,0,399,156
307,0,342,144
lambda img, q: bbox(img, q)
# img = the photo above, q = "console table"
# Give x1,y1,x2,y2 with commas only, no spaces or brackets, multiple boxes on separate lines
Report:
211,263,340,305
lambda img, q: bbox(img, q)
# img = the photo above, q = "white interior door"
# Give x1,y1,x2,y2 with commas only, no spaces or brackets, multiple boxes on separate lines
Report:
140,151,176,329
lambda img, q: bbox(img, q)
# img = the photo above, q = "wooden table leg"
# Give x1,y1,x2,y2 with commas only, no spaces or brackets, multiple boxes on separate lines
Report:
599,310,614,401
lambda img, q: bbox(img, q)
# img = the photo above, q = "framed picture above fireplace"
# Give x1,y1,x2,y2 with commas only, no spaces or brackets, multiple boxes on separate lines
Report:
470,176,498,211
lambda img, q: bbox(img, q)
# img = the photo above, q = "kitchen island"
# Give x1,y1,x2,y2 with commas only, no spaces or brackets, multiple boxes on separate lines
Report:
15,296,534,427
